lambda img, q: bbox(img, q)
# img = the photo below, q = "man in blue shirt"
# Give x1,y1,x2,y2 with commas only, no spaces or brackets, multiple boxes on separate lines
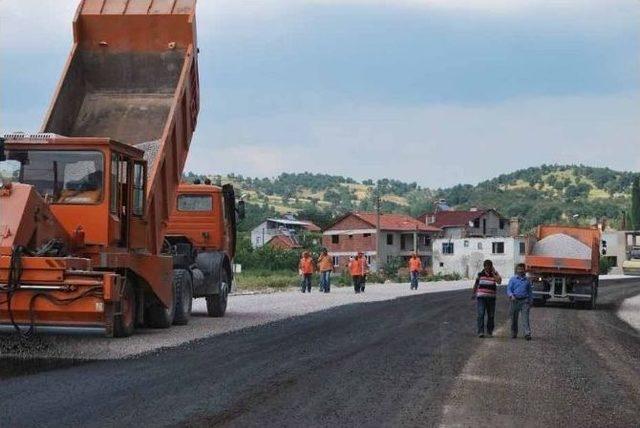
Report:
507,263,533,340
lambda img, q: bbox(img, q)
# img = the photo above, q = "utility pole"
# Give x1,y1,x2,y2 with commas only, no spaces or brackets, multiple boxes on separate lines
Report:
376,190,382,272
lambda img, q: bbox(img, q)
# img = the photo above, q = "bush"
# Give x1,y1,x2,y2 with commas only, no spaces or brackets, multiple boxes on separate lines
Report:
599,257,614,275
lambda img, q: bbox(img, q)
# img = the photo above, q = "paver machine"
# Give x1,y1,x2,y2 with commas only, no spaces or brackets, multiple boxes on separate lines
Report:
0,0,203,337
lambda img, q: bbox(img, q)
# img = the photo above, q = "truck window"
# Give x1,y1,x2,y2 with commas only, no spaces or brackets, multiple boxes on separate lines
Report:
110,154,119,213
177,194,212,212
3,150,104,204
132,162,145,216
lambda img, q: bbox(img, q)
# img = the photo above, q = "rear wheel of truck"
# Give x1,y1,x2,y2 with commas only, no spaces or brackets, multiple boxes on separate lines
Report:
113,280,136,338
146,275,177,328
173,269,193,325
206,268,230,317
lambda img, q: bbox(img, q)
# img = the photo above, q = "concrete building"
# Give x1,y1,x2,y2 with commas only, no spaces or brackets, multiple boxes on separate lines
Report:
251,215,320,249
322,212,441,272
417,208,514,239
432,236,527,279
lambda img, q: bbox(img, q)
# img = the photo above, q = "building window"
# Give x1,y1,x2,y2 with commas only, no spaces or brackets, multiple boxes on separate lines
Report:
473,218,480,228
464,240,469,248
363,233,371,238
492,242,505,254
499,219,506,229
332,235,339,244
439,262,444,267
478,242,483,250
400,235,407,250
387,234,393,245
442,242,454,255
519,242,526,255
423,236,431,246
365,255,372,264
332,256,340,267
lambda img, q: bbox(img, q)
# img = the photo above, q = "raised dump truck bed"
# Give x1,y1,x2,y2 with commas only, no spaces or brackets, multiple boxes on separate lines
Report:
44,0,199,253
526,225,600,309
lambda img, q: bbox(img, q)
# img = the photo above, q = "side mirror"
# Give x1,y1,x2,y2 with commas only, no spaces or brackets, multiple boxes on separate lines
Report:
237,200,246,220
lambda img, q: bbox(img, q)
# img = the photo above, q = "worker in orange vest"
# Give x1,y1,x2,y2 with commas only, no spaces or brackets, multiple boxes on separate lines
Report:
349,254,363,294
409,253,422,290
317,249,333,293
358,252,369,293
299,251,315,293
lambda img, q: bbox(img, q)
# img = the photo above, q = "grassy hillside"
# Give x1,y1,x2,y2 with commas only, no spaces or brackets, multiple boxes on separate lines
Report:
184,165,637,232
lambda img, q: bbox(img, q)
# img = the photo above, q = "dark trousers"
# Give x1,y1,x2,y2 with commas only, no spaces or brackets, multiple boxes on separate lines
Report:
360,275,366,292
320,271,331,292
476,296,496,335
352,275,362,293
410,271,419,289
300,273,312,292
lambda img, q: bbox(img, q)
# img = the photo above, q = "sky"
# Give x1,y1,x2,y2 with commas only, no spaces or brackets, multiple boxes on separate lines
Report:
1,0,639,188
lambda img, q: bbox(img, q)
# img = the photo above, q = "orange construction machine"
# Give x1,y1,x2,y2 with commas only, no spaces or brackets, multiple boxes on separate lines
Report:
164,183,244,320
526,225,601,309
0,0,213,337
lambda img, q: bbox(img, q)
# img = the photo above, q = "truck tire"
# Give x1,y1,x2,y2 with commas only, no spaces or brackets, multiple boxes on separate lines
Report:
146,275,177,329
113,280,135,338
206,267,230,317
173,269,193,325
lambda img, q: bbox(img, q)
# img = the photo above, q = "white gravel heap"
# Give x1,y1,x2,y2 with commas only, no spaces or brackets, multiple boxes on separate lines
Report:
532,233,591,260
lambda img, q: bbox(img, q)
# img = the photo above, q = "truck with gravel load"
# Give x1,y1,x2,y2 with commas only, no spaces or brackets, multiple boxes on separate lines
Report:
0,0,204,337
526,225,600,309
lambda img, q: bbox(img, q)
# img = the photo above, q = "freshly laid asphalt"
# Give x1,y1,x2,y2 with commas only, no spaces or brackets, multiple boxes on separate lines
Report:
1,280,639,427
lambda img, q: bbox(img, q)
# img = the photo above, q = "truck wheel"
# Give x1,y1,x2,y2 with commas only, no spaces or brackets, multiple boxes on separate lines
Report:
146,275,177,328
113,280,135,338
173,269,193,325
206,268,230,317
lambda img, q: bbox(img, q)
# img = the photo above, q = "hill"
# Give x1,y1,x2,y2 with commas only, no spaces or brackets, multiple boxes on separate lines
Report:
183,165,637,232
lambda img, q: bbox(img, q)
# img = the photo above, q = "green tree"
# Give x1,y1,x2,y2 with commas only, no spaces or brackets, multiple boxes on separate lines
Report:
631,176,640,230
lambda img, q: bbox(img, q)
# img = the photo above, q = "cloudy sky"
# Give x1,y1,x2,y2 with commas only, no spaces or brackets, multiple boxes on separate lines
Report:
1,0,639,187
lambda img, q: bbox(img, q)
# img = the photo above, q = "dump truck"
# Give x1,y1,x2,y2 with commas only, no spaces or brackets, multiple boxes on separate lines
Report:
526,225,600,309
0,0,203,337
622,231,640,276
164,183,244,321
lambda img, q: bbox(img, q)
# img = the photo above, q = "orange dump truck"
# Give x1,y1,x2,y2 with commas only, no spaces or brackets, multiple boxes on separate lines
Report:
526,225,601,309
164,183,244,320
0,0,203,336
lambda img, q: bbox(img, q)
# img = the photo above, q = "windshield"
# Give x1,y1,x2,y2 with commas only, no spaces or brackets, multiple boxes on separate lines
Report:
177,194,213,212
0,150,104,204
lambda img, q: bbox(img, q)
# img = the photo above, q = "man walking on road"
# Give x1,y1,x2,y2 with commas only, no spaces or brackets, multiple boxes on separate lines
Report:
508,263,533,340
317,249,333,293
409,253,421,290
472,259,502,338
299,251,314,293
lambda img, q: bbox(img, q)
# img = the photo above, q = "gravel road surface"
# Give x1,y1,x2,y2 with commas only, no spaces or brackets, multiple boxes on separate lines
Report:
0,279,639,427
0,280,472,359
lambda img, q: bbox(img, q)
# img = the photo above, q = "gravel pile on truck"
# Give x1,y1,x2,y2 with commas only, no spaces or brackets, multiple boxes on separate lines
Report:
526,225,601,309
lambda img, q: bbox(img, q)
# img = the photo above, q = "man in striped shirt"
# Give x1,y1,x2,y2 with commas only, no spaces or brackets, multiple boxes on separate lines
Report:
472,259,502,338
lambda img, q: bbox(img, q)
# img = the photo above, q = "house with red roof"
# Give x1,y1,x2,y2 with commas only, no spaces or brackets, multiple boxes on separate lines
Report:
322,211,442,272
417,208,512,239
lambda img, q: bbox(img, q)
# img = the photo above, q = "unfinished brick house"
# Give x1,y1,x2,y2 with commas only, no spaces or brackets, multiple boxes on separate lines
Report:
322,212,441,272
